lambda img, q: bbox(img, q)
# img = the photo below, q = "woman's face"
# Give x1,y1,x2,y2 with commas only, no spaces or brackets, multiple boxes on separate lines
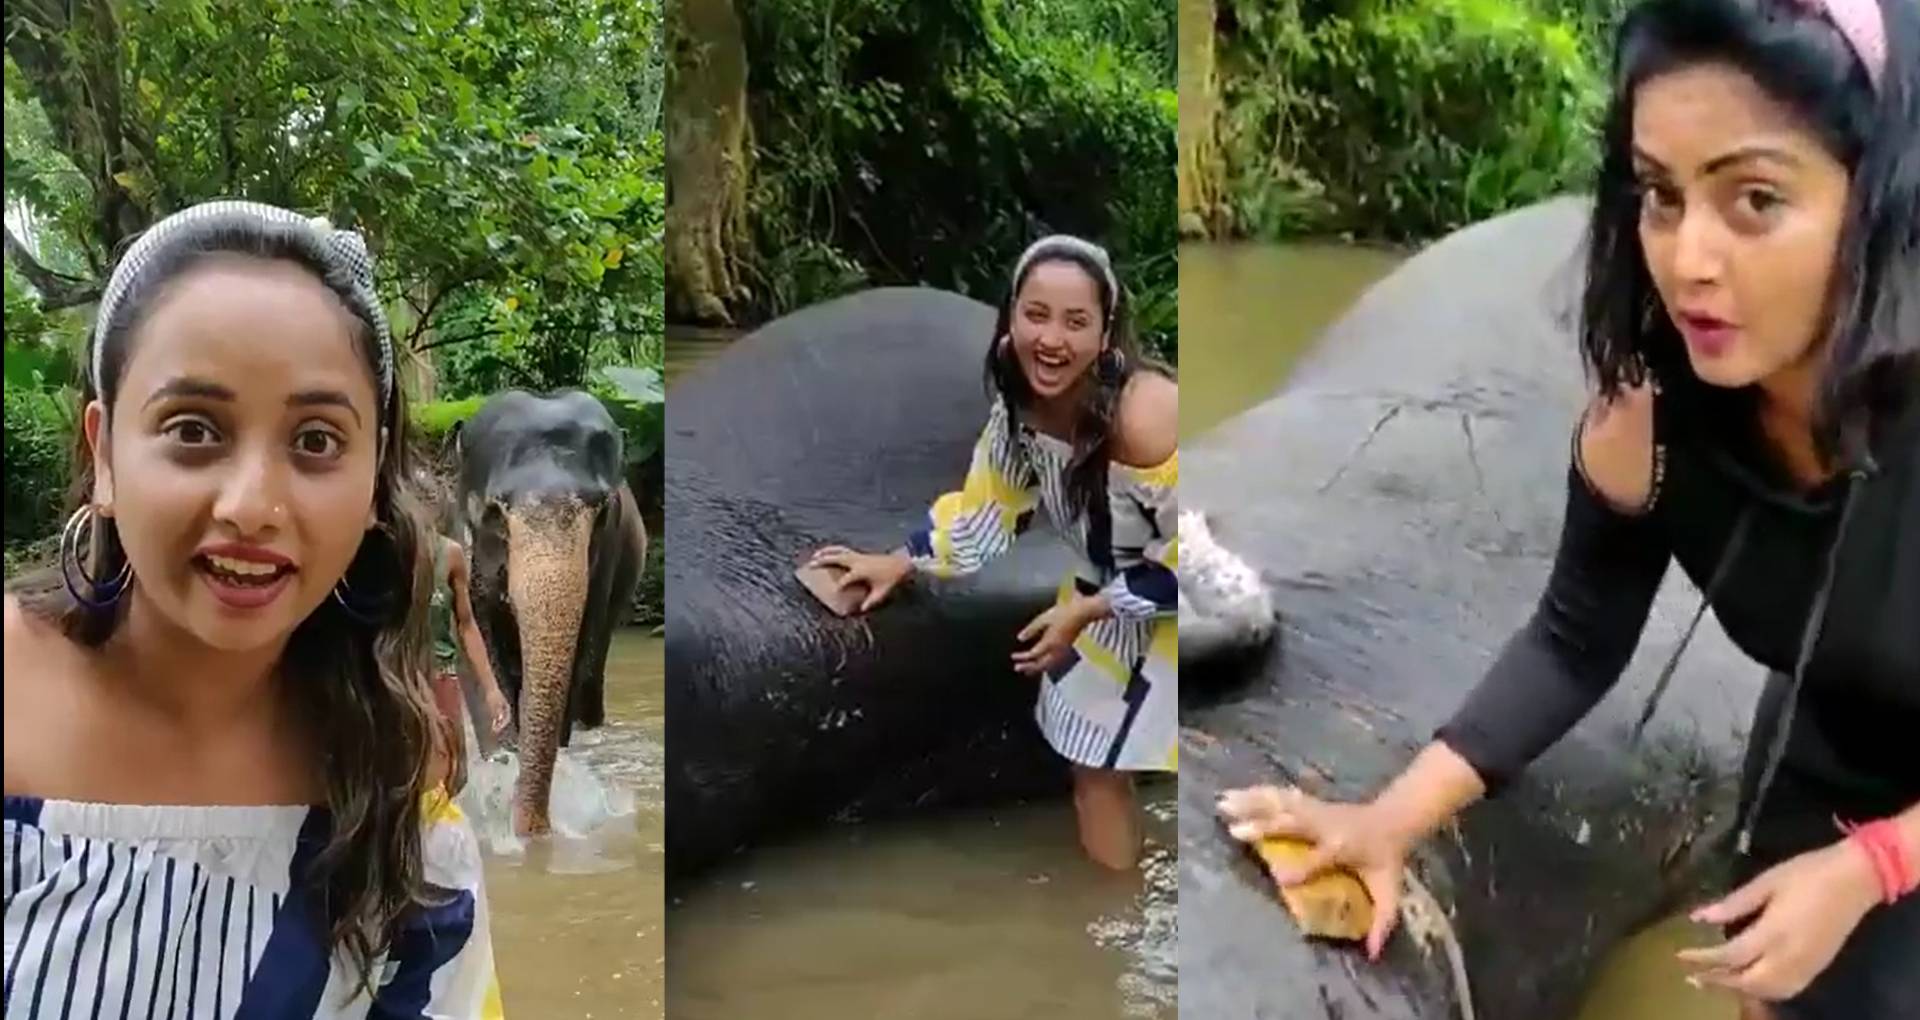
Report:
1632,62,1852,391
87,256,382,653
1009,259,1107,401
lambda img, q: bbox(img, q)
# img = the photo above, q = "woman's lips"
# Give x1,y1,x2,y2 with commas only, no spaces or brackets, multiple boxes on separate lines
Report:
1028,351,1074,389
195,557,296,611
1677,312,1739,358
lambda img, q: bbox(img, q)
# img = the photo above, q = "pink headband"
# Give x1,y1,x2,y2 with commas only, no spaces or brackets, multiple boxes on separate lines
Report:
1791,0,1888,90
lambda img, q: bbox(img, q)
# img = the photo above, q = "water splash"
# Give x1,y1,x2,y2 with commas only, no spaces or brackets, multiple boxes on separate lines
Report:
1088,834,1178,1017
455,726,647,870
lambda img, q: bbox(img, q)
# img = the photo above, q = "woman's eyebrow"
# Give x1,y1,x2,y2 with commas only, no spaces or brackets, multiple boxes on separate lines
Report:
144,376,234,408
289,389,363,427
1631,144,1802,177
143,377,363,427
1701,144,1802,175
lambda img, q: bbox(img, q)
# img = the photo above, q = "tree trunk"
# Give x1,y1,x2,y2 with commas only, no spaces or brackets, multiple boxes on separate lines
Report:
664,0,751,325
1177,0,1225,239
4,0,153,288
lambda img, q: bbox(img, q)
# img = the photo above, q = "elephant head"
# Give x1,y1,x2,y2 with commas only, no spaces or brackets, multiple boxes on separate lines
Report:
455,389,641,835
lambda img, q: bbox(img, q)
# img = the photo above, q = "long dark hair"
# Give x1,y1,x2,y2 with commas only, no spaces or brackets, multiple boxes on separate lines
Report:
984,241,1173,522
7,209,441,988
1581,0,1919,464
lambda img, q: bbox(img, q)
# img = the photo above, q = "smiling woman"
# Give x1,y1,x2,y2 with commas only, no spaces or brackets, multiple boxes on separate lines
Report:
808,235,1179,872
2,202,501,1018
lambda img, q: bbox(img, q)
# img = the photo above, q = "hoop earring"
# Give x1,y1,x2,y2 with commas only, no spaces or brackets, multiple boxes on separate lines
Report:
330,575,388,626
60,505,132,609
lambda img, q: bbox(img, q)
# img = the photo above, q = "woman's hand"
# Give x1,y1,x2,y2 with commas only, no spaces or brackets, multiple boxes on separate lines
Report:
483,685,512,735
807,546,914,612
1216,785,1416,960
1677,839,1883,1001
1012,594,1106,676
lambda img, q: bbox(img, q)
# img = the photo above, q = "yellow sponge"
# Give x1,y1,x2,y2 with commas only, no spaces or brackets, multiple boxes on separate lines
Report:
1253,836,1373,941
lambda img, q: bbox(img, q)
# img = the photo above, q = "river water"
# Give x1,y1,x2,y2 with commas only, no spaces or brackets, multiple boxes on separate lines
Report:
1183,241,1737,1020
667,786,1178,1019
457,629,666,1017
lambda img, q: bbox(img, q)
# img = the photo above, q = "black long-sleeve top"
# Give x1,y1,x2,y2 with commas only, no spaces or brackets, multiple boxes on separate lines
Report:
1438,390,1919,864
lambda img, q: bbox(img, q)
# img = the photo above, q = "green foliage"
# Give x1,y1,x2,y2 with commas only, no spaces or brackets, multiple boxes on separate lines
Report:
409,395,492,449
6,0,665,406
1216,0,1605,242
589,365,666,468
627,538,664,628
1534,0,1637,52
3,378,75,549
735,0,1178,360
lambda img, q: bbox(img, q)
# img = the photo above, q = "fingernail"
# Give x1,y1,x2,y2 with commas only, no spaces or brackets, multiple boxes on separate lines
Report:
1685,975,1702,990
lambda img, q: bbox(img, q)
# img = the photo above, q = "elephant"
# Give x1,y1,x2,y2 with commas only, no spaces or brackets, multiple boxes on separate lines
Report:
664,287,1083,884
453,388,649,835
1178,198,1761,1019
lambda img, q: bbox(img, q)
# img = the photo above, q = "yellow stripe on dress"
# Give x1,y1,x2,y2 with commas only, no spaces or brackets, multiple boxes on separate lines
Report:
925,457,1036,577
1055,577,1132,685
1118,449,1178,492
421,781,508,1019
1148,617,1177,662
422,782,466,825
483,973,508,1020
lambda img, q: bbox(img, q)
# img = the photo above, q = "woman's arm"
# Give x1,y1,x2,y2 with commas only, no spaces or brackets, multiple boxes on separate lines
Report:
1435,390,1672,792
446,542,507,707
1099,372,1179,622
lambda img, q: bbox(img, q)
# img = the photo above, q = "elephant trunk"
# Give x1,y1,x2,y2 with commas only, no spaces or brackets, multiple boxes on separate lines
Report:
505,499,596,835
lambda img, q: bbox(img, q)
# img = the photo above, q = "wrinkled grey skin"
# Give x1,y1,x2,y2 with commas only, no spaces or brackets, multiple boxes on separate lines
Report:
1180,199,1761,1019
455,389,647,834
665,287,1078,884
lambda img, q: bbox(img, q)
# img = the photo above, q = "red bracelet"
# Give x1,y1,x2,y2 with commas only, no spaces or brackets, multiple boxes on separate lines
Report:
1838,817,1916,905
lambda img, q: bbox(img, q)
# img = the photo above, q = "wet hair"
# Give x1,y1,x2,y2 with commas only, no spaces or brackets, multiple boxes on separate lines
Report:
1581,0,1919,464
6,209,441,989
984,241,1173,523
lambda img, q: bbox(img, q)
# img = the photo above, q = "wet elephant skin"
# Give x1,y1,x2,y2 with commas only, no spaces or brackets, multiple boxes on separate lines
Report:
456,390,647,791
1180,199,1762,1019
665,287,1077,884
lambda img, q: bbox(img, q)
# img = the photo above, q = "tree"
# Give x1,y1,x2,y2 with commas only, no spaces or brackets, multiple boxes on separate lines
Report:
664,0,749,324
661,0,1178,357
4,0,666,395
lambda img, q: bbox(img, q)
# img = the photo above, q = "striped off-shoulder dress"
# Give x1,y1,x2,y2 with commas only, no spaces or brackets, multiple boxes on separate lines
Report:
907,398,1178,773
2,786,502,1019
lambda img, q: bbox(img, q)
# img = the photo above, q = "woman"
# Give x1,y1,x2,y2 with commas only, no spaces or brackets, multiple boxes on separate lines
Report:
810,235,1179,871
3,202,502,1016
428,532,512,797
1220,1,1917,1016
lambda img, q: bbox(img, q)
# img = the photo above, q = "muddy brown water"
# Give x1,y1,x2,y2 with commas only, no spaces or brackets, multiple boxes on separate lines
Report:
667,786,1177,1019
1184,241,1738,1020
665,325,741,389
1179,242,1406,438
458,629,665,1018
